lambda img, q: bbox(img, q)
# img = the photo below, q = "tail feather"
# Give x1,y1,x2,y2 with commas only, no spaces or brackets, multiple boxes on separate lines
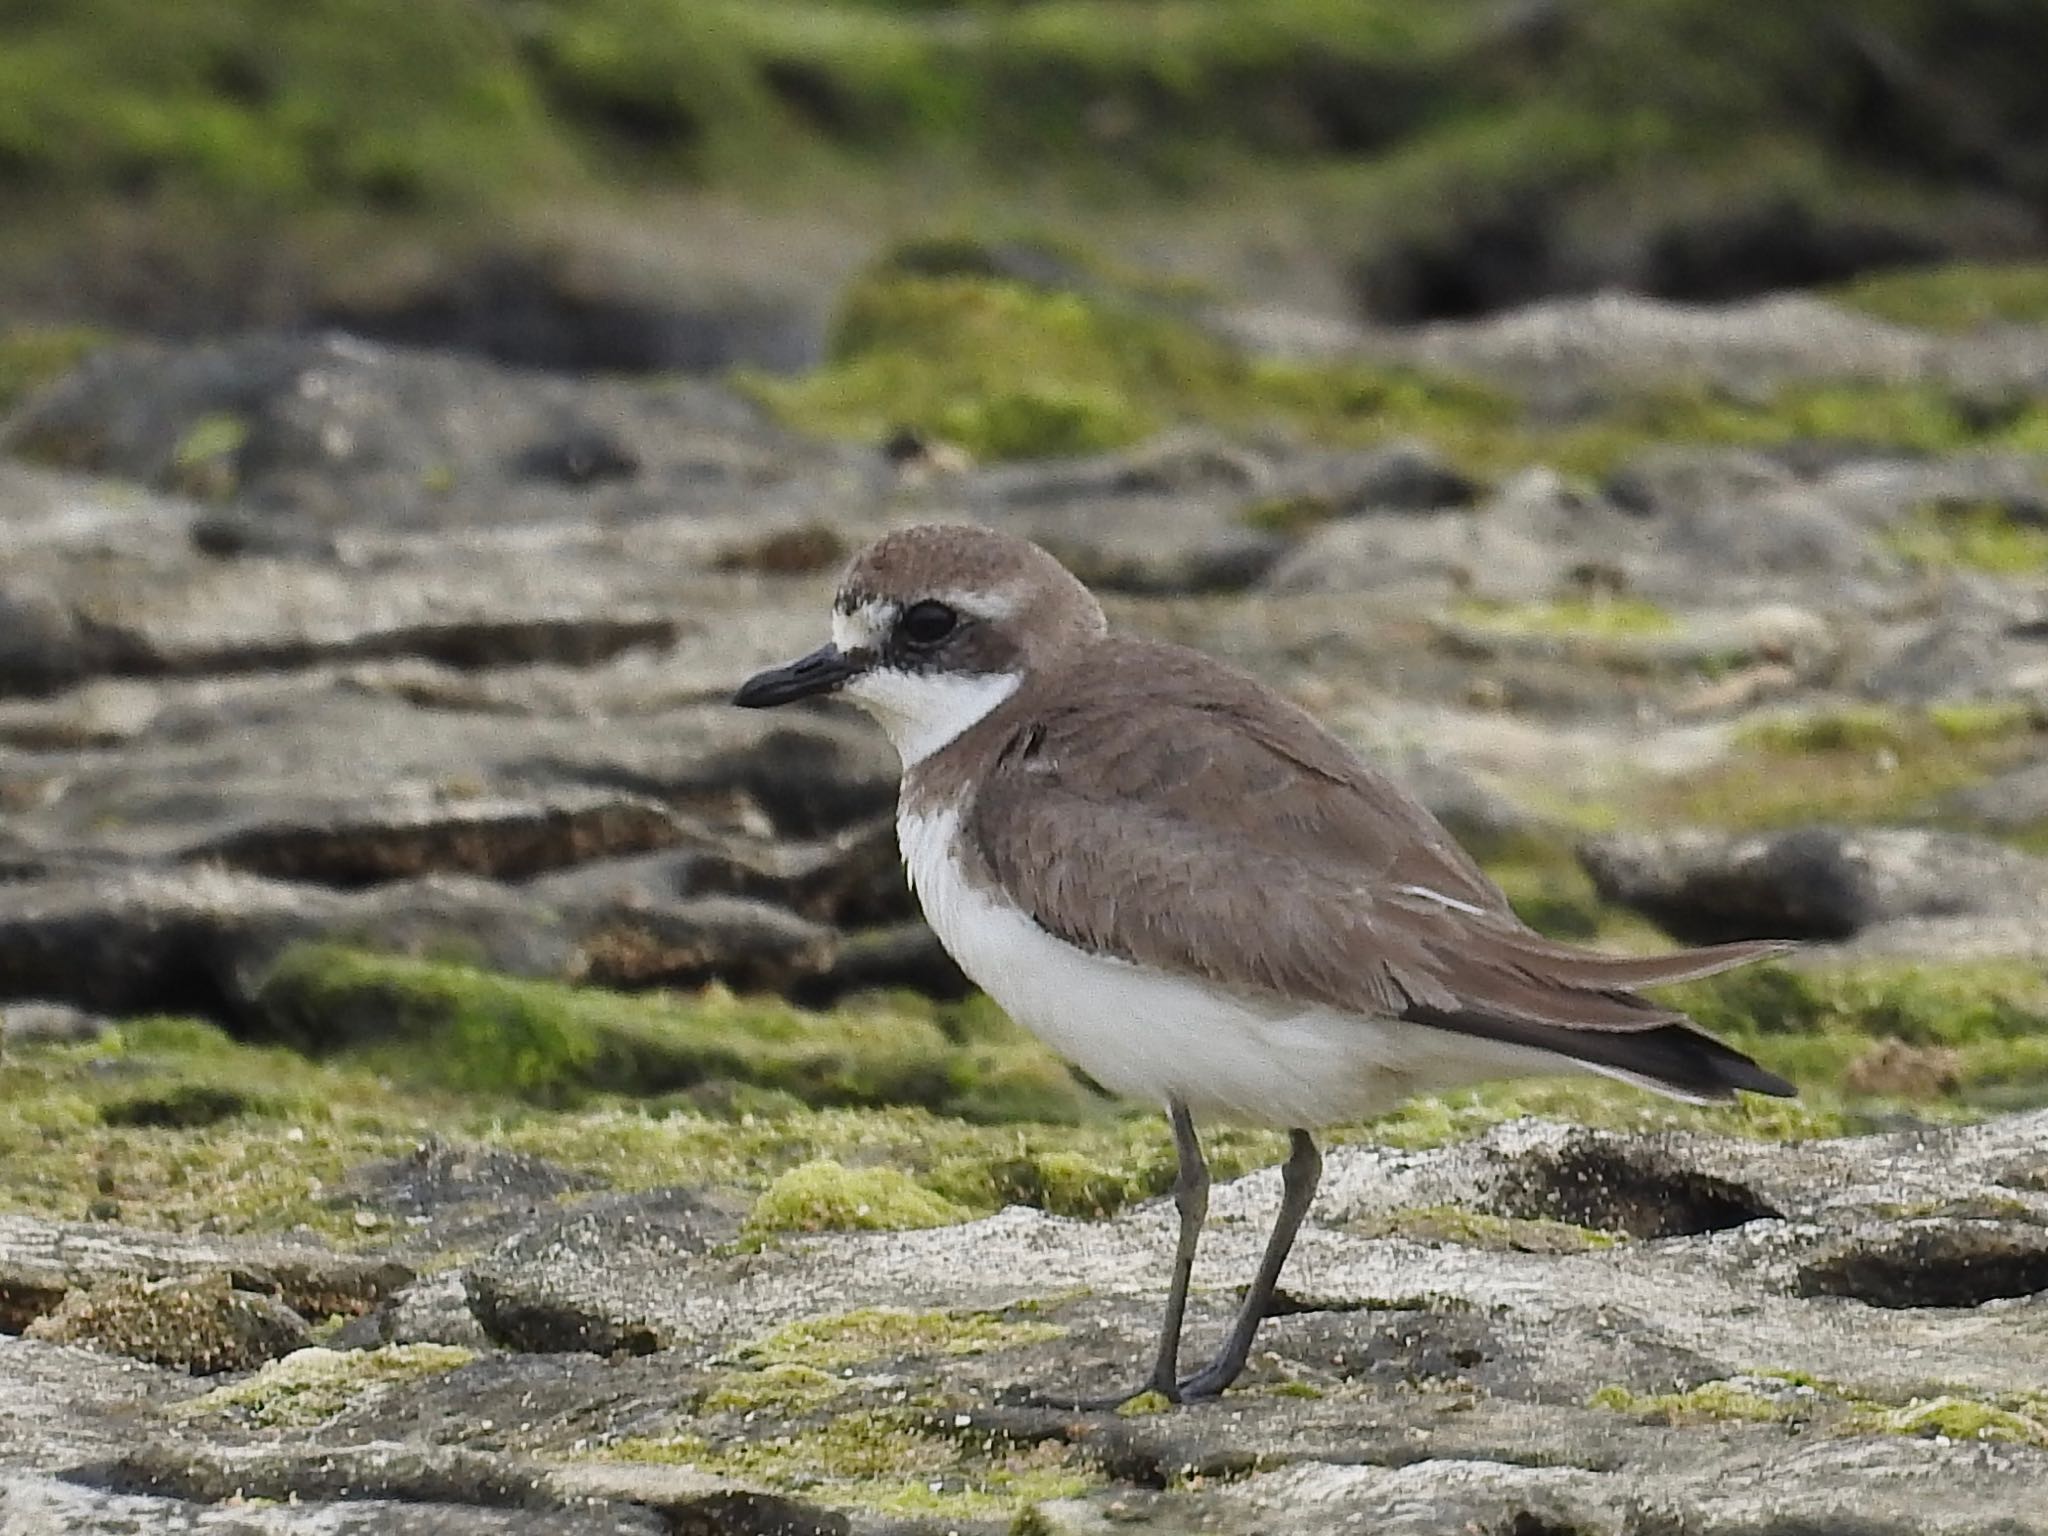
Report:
1399,931,1797,1102
1487,933,1794,995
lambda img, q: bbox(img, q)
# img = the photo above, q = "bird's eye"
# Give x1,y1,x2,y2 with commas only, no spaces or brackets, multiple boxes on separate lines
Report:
898,600,959,646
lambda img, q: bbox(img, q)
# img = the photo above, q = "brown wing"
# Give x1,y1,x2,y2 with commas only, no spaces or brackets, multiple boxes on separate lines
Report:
965,641,1791,1100
1001,639,1518,918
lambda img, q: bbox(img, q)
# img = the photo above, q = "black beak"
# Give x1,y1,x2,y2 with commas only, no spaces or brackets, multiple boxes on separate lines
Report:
732,643,863,708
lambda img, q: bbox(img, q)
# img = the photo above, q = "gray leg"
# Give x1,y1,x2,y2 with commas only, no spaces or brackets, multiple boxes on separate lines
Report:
1144,1100,1209,1399
1176,1129,1321,1401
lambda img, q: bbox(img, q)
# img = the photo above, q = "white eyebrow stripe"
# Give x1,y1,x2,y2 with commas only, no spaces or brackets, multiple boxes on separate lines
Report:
1395,883,1490,917
832,601,895,652
940,586,1020,622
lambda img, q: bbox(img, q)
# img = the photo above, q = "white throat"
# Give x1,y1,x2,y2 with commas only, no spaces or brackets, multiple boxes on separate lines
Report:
842,667,1021,767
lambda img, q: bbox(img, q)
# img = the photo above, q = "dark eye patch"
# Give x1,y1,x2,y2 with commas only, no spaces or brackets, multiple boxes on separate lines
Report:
898,600,959,646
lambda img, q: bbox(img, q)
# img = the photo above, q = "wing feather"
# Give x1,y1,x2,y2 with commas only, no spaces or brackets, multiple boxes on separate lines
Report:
961,640,1792,1101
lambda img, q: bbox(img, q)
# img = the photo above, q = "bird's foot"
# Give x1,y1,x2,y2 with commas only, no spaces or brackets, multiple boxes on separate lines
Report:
1005,1376,1180,1414
1171,1354,1245,1402
1008,1359,1245,1412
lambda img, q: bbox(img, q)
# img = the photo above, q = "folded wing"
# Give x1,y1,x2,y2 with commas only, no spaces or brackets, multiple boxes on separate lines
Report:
967,646,1792,1102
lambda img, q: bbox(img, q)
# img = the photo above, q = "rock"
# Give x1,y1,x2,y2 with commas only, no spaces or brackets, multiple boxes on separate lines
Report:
1179,1439,2048,1536
0,1210,411,1334
967,428,1269,507
795,920,970,1005
1028,514,1283,595
1386,750,1547,857
0,586,91,697
1254,438,1480,516
1865,598,2048,704
1260,506,1524,597
1798,1218,2048,1309
1647,484,1878,582
1947,760,2048,833
353,1142,597,1218
0,333,844,533
6,1471,670,1536
567,895,836,995
316,246,828,376
465,1192,740,1356
0,1332,194,1470
335,1272,492,1352
24,1272,312,1373
1393,292,1944,397
1604,444,1799,517
1579,825,2048,943
74,1439,620,1518
297,876,584,981
0,1000,111,1046
105,610,686,681
0,865,342,1017
4,1117,2048,1530
0,852,856,1020
178,790,692,887
584,720,899,840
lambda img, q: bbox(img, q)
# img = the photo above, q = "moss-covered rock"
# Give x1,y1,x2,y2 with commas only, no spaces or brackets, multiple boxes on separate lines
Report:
180,1343,475,1426
597,1409,1096,1521
744,265,1511,461
1884,500,2048,577
745,1160,970,1236
0,326,111,414
1355,1204,1620,1254
1851,1394,2048,1448
1589,1377,1810,1426
24,1271,312,1374
250,944,1099,1120
1655,703,2041,830
1595,1374,2048,1451
1447,596,1678,639
739,1307,1064,1371
1833,262,2048,333
5,948,2045,1258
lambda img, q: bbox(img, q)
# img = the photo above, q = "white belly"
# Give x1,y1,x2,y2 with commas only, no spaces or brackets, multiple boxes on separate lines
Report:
899,804,1553,1128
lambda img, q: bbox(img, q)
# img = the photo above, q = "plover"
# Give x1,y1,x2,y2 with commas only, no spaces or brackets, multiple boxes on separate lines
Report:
735,523,1792,1404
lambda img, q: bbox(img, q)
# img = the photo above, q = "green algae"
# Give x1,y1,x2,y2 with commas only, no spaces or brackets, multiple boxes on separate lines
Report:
6,945,2046,1253
599,1408,1096,1519
1590,1378,1803,1426
1833,262,2048,333
180,1344,475,1427
1353,1072,1854,1152
745,1160,970,1236
1884,499,2048,577
701,1362,844,1417
253,944,1101,1122
1594,1374,2048,1450
1356,1204,1620,1254
0,325,109,414
744,266,1511,462
1851,1395,2048,1447
980,1148,1137,1219
0,1017,455,1243
1658,703,2040,831
746,249,2048,471
1669,961,2048,1050
1114,1389,1174,1417
1548,377,2048,477
740,1307,1065,1372
1448,596,1678,639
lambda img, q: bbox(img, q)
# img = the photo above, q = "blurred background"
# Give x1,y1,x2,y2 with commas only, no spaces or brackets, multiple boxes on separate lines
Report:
4,0,2048,369
5,1,2048,1519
